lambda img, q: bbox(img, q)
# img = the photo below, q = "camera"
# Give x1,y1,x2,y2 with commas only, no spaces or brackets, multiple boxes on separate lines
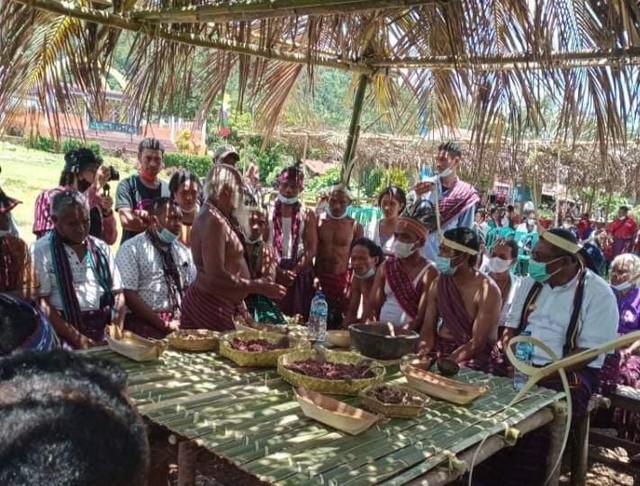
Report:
108,165,120,181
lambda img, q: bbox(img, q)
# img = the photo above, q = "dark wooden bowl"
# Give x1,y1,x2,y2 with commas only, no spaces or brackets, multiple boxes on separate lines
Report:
348,323,420,360
437,358,460,377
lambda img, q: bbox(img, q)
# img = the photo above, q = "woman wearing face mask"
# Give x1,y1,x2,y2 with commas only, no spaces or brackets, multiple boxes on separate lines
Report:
345,238,384,325
367,185,406,255
367,200,438,328
116,198,195,339
485,239,521,330
33,149,116,244
169,169,202,247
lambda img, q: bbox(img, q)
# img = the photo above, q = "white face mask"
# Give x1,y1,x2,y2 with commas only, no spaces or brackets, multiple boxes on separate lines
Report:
527,219,536,226
328,209,348,219
354,267,376,280
277,194,299,205
393,240,417,259
487,257,512,274
438,166,453,179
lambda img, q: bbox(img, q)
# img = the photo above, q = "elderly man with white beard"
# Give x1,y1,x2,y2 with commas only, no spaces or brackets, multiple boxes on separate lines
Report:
180,164,286,331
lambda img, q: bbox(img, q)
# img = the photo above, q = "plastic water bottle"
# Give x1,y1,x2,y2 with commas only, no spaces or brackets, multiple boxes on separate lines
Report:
308,291,328,343
513,331,534,390
420,164,434,182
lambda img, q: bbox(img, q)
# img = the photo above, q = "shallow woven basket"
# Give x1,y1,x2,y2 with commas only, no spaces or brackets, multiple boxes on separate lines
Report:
359,384,430,418
278,349,385,396
106,332,167,362
219,330,307,367
167,329,220,352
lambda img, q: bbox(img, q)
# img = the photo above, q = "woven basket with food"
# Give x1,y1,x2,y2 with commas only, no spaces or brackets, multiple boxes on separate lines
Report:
360,384,430,418
278,349,385,395
219,330,307,367
167,329,220,352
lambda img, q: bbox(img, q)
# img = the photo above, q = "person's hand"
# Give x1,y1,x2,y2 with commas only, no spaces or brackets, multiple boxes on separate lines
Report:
165,319,181,332
95,165,110,189
256,279,287,300
134,209,151,224
100,195,114,213
620,348,633,362
413,181,435,196
77,335,97,349
280,270,297,287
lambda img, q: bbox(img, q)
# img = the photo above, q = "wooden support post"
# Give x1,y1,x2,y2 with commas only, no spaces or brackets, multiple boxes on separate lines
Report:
177,441,197,486
342,73,369,185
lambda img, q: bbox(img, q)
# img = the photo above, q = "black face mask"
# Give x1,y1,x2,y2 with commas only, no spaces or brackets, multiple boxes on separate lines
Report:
77,178,91,192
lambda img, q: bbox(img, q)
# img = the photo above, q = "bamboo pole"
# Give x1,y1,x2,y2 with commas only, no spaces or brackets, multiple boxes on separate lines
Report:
134,0,438,23
11,0,373,74
342,73,369,185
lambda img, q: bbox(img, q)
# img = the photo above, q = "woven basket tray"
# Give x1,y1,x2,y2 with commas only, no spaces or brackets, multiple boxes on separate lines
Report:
106,331,167,362
167,329,220,352
219,330,308,367
278,349,385,396
360,384,430,418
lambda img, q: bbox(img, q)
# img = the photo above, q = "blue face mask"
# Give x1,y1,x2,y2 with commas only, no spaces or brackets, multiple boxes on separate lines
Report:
528,257,562,283
157,228,179,245
435,256,458,275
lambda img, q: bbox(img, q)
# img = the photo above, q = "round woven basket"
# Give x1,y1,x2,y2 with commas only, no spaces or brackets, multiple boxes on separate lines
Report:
167,329,220,352
277,349,385,395
359,384,430,418
219,330,307,367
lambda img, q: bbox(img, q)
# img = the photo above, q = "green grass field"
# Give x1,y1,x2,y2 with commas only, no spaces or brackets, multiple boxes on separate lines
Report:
0,141,139,246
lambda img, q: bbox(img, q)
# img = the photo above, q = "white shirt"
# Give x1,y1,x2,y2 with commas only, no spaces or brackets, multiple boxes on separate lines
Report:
268,210,306,260
367,220,395,254
380,264,430,326
505,270,618,368
116,232,196,312
32,234,122,312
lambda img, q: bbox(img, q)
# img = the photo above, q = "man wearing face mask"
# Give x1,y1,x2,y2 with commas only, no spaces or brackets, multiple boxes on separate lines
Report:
412,141,479,262
182,165,286,331
485,239,520,330
116,198,195,339
368,200,438,328
267,162,317,321
345,237,384,325
484,229,618,486
33,148,116,244
418,227,501,372
316,185,364,328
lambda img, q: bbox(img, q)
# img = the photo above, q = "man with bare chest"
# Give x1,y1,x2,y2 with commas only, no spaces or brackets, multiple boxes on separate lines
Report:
181,164,286,331
316,186,363,328
418,227,501,372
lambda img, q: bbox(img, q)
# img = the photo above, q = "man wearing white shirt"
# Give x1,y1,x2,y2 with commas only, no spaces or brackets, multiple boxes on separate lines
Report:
116,198,196,339
484,228,618,486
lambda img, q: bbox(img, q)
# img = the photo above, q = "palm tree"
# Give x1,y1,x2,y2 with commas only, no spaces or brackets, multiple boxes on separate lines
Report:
1,0,639,183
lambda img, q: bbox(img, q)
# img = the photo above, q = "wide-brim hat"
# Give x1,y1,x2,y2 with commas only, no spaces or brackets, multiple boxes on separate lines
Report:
0,187,21,214
213,145,239,163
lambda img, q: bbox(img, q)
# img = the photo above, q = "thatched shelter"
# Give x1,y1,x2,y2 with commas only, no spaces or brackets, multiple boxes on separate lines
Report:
1,0,639,184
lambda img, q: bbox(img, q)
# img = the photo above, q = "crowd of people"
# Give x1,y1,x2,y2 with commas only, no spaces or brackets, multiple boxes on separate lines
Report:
1,138,640,484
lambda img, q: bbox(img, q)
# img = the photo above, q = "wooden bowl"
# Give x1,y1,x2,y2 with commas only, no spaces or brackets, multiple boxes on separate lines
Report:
349,322,419,360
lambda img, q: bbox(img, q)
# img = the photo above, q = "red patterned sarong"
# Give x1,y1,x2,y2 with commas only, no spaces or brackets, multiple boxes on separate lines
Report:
181,285,244,331
433,275,493,372
277,259,314,321
439,179,479,226
385,257,422,320
317,271,351,329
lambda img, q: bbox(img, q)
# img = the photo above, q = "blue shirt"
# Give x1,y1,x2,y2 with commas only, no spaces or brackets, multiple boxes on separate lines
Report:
420,181,476,261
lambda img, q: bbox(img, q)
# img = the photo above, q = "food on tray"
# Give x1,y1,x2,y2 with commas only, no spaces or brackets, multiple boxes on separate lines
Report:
366,385,424,405
171,329,216,340
230,338,287,352
284,359,375,380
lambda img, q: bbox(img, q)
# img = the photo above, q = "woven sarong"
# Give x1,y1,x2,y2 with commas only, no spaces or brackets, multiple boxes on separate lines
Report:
181,285,244,332
385,257,422,321
124,311,174,340
439,179,479,226
246,294,286,325
277,259,314,321
317,271,351,329
61,308,110,349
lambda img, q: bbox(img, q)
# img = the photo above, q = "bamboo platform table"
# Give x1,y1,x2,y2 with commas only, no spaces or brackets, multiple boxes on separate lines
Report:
86,348,567,485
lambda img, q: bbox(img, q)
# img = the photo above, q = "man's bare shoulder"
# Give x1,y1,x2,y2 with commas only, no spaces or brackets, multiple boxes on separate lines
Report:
476,270,501,298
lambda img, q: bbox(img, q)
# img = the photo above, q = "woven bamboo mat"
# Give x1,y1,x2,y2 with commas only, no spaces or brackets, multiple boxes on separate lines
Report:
88,348,565,485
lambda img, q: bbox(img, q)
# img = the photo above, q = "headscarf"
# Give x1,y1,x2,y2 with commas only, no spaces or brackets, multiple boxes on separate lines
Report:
0,294,58,354
277,161,304,189
399,199,436,240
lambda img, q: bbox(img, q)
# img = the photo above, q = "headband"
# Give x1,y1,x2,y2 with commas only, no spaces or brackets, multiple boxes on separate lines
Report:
541,231,581,254
442,236,479,255
399,216,428,240
278,167,304,188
